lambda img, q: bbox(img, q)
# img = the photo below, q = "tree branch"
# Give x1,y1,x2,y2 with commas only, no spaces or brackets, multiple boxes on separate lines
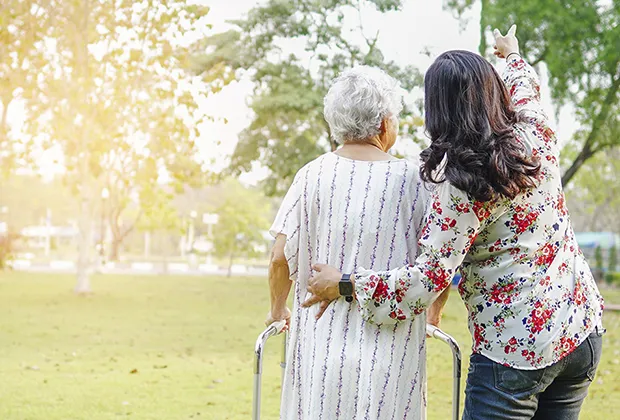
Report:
562,70,620,186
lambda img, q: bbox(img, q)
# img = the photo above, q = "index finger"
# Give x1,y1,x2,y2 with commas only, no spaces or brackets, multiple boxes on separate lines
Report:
312,263,326,272
302,294,322,308
493,28,502,39
508,24,517,36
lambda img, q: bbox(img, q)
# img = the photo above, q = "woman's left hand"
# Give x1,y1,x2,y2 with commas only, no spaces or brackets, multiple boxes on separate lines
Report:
302,264,342,318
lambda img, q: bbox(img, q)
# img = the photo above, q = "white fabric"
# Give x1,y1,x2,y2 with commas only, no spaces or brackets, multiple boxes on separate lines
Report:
270,152,431,420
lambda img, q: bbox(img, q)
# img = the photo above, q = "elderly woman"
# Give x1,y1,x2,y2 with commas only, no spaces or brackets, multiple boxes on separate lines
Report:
266,66,444,419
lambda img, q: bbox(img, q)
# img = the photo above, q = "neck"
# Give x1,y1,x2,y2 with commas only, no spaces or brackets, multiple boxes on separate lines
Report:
342,138,386,152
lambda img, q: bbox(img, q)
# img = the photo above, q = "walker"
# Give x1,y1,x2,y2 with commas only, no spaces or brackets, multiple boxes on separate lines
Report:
253,321,462,420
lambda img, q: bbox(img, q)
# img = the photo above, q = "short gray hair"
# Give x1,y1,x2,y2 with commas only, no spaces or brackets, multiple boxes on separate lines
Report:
324,66,404,144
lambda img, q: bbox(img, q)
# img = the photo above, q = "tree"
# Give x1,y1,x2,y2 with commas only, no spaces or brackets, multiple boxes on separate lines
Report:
197,0,424,196
10,1,228,292
445,0,620,186
211,179,271,277
563,147,620,233
0,0,51,176
609,245,618,274
594,245,604,281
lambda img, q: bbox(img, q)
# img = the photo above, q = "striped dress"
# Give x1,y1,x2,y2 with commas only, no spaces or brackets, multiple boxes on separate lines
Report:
270,152,430,420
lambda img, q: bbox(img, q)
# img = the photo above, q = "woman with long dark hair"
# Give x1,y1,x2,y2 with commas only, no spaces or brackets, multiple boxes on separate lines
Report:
302,26,604,419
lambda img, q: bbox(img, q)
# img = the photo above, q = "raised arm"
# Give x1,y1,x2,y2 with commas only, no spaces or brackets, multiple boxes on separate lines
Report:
494,25,557,147
304,182,495,325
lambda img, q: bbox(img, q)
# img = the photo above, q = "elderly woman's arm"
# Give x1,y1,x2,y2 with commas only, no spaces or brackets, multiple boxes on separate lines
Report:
265,234,292,328
304,182,495,325
265,168,305,328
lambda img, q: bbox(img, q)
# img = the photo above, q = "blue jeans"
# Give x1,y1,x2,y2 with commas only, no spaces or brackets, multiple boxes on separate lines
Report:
463,329,603,420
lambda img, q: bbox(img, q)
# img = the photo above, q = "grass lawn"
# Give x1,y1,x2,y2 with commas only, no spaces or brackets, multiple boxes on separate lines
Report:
0,272,618,420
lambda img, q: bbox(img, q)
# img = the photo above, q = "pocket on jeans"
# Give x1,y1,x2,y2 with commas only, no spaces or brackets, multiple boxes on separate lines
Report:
585,335,603,381
493,363,545,394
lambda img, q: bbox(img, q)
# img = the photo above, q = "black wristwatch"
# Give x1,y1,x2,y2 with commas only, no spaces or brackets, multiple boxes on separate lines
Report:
339,273,354,303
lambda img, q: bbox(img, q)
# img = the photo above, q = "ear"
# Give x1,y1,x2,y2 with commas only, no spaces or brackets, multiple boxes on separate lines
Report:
379,118,388,135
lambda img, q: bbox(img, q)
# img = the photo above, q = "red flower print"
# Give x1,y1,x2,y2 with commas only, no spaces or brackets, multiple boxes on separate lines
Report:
556,194,568,216
489,282,518,305
372,279,390,301
535,243,558,267
526,301,554,334
455,203,470,213
573,281,586,306
510,206,539,234
432,199,443,215
424,261,450,292
473,201,491,221
556,336,577,358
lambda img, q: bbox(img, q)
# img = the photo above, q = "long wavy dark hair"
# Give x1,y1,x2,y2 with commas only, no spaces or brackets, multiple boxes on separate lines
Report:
421,50,540,202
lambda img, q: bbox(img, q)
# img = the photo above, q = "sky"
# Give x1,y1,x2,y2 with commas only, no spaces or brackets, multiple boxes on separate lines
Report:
199,0,577,184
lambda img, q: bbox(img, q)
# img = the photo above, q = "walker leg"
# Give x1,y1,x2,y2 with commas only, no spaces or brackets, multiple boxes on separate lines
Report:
426,324,462,420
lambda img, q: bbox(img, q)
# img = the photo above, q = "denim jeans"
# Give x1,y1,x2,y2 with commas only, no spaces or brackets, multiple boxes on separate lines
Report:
463,329,604,420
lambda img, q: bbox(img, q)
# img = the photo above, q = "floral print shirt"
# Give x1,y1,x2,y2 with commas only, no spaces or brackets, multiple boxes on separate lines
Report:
354,56,605,370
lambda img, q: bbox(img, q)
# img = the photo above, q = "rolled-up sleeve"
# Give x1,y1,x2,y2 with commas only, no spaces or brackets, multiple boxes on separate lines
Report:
354,182,493,325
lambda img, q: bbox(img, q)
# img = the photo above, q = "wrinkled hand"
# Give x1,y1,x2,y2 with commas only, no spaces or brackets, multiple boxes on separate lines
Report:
301,263,342,319
426,314,441,337
493,24,519,59
265,307,291,332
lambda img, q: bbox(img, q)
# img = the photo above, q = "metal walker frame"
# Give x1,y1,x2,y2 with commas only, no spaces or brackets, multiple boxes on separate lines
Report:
253,321,462,420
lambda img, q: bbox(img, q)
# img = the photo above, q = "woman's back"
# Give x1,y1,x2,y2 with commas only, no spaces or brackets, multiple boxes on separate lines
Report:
455,57,604,369
271,152,430,419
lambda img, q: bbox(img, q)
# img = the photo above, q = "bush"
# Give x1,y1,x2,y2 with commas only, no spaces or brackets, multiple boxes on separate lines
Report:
605,272,620,286
0,233,18,270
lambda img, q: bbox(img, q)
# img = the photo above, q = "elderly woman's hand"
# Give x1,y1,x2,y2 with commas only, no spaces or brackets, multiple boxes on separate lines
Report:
302,264,343,318
265,307,291,331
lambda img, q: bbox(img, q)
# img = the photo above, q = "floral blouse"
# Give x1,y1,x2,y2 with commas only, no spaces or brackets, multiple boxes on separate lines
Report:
354,56,605,370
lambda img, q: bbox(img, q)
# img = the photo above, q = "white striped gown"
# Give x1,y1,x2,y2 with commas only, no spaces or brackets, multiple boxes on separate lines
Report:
269,152,430,420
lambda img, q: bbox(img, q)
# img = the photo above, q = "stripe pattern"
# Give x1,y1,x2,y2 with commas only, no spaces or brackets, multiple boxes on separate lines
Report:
270,153,429,420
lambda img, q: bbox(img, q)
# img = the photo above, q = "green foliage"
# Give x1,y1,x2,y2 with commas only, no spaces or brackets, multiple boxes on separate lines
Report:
605,271,620,285
446,0,620,185
594,246,604,271
563,148,620,232
610,245,618,273
210,179,271,267
198,0,424,196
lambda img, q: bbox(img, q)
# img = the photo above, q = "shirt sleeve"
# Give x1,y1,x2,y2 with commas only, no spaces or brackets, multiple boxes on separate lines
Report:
502,55,558,149
354,182,495,325
269,169,305,279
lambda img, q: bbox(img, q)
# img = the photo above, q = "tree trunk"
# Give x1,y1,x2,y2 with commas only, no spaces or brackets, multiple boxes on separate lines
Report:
561,143,595,186
144,231,151,259
227,249,234,277
478,0,488,56
75,194,92,294
74,0,92,294
109,238,121,262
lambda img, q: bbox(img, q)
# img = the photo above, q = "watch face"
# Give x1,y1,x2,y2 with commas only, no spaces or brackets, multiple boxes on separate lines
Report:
339,280,354,296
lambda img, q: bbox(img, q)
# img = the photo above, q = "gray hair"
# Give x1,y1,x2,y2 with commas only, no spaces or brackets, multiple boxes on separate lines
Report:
323,66,404,144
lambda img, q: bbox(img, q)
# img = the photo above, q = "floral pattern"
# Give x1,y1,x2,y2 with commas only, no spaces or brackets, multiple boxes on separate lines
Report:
354,56,604,370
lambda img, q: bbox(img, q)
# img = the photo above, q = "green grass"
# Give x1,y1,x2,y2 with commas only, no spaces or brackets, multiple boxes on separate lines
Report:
0,272,618,419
